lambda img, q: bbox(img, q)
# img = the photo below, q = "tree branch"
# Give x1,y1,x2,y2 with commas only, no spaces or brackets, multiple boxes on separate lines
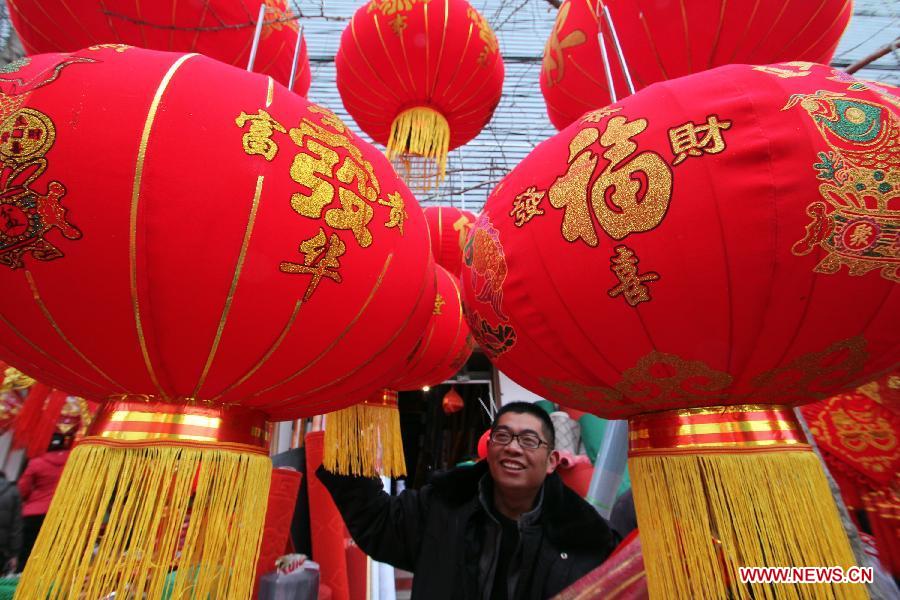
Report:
845,37,900,74
543,0,562,7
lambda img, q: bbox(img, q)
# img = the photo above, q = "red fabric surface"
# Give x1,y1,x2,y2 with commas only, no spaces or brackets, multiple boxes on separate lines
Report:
423,206,477,278
391,265,473,391
0,48,435,420
553,529,646,599
541,0,852,130
335,0,504,150
7,0,310,95
12,383,49,448
25,390,68,459
461,63,899,420
17,449,69,516
345,543,368,600
254,468,303,598
306,431,350,600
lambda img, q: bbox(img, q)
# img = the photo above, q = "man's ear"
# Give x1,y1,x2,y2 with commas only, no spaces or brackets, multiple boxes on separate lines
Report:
546,449,560,475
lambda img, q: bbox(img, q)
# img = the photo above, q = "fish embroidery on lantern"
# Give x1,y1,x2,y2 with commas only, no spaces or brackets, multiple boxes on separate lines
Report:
786,88,899,282
548,115,673,246
464,214,508,321
0,107,81,270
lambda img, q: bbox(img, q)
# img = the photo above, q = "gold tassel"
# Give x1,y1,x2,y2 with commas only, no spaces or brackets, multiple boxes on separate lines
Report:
386,106,450,189
1,366,35,392
15,401,272,600
323,389,406,478
629,406,867,600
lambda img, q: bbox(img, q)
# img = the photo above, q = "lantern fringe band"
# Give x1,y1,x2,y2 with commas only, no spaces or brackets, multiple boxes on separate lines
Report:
16,402,272,600
386,106,450,188
628,405,866,600
323,390,406,478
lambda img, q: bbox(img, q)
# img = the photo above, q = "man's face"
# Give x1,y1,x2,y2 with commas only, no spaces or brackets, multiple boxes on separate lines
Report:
487,412,559,494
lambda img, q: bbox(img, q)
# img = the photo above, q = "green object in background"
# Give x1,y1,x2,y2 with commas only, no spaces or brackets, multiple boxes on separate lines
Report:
534,400,557,415
0,577,18,600
578,414,606,463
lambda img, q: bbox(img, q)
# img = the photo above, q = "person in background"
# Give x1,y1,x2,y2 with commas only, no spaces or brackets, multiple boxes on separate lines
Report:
0,471,22,574
318,401,619,599
17,433,71,568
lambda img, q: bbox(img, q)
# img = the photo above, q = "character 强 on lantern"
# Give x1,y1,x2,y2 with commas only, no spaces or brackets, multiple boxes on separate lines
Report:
336,0,504,186
0,46,433,598
463,62,897,599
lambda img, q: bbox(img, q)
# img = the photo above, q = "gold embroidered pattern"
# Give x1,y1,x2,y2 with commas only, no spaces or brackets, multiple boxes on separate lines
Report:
280,228,346,301
235,109,286,160
510,186,545,227
581,106,621,124
88,44,130,53
367,0,430,16
542,1,586,87
379,191,407,234
453,214,474,251
262,0,300,37
466,308,516,358
809,396,897,474
0,107,81,269
668,115,732,166
548,116,673,246
753,62,815,78
786,90,899,281
467,8,499,67
433,292,445,315
607,245,659,306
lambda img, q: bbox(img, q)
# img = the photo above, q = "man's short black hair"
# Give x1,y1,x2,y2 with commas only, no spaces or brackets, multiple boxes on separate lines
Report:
492,401,555,448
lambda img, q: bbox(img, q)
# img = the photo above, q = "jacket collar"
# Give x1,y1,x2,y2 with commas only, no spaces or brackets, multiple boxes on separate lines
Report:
429,461,613,553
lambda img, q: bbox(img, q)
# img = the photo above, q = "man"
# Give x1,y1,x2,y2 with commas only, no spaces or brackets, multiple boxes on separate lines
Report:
0,471,22,574
317,401,618,599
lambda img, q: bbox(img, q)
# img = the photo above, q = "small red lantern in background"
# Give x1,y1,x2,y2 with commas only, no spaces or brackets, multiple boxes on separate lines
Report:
423,206,478,277
540,0,852,130
336,0,504,186
442,387,465,415
0,47,433,598
463,62,897,599
7,0,311,94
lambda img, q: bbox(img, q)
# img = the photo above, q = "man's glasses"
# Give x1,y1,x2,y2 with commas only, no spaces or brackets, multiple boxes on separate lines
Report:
489,428,550,450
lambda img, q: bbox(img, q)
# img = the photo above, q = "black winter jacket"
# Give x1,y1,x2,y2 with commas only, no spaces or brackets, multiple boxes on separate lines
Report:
0,476,22,561
316,461,617,600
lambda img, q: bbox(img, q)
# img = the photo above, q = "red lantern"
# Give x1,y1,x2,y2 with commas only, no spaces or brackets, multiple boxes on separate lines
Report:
442,386,465,414
7,0,311,95
541,0,852,130
392,265,474,391
336,0,504,184
0,47,432,598
424,205,477,277
463,63,897,599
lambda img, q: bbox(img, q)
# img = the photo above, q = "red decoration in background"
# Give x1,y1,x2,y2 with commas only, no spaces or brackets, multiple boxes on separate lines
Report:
442,386,464,414
254,468,303,597
423,206,477,278
541,0,852,130
462,62,899,420
801,390,900,577
391,265,474,392
0,47,434,419
7,0,311,95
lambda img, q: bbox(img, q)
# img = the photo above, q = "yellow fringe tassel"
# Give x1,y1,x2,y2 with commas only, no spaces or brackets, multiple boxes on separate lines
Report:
323,401,406,478
386,106,450,189
16,442,271,600
630,450,868,600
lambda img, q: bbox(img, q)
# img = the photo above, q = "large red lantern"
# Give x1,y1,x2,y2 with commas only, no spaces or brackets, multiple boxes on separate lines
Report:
0,47,432,598
336,0,504,185
7,0,311,95
463,62,897,599
424,205,477,277
541,0,852,130
325,265,473,477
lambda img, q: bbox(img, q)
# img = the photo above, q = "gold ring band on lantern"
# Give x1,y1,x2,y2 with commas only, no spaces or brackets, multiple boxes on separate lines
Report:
84,397,270,454
628,404,810,456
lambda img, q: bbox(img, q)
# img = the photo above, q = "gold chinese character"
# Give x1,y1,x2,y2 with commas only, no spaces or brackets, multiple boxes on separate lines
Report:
581,106,621,124
453,215,473,250
753,62,814,79
607,245,659,307
847,223,875,249
379,192,408,234
549,116,673,246
669,115,732,166
510,186,546,227
279,228,346,301
326,190,374,247
433,293,445,315
308,105,346,133
235,109,286,160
